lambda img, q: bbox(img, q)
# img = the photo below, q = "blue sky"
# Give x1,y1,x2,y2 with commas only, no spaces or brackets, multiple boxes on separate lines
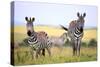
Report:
14,1,98,28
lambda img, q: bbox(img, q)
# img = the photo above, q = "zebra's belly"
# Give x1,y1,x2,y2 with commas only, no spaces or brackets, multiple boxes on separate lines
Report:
32,42,48,50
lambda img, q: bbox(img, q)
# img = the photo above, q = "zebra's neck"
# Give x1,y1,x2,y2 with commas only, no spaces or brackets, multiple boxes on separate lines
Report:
73,27,83,38
75,27,82,34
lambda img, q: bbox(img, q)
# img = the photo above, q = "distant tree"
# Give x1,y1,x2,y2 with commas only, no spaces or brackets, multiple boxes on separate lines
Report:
88,39,97,47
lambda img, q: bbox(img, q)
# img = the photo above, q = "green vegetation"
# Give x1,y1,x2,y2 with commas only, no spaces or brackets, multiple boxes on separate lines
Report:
12,26,97,65
88,39,97,47
14,47,97,65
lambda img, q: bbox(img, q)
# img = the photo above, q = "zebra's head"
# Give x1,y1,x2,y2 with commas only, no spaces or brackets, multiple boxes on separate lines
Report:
25,17,35,36
77,12,86,32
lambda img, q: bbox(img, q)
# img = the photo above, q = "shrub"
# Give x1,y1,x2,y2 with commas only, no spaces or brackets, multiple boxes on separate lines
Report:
18,38,29,47
88,39,97,47
82,42,87,47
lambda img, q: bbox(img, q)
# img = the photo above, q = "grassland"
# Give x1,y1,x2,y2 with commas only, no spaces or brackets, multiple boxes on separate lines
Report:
12,25,97,65
14,47,97,65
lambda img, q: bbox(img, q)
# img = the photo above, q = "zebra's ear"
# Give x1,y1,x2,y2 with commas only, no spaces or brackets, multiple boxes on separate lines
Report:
83,13,86,18
77,12,80,17
25,17,29,22
31,17,35,22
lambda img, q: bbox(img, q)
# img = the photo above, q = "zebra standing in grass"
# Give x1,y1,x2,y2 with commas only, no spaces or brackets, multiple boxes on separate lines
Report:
61,12,86,56
50,32,68,48
25,17,52,58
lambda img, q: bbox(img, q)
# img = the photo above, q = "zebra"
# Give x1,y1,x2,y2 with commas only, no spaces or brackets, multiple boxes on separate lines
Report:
60,12,86,56
50,32,68,48
25,17,52,58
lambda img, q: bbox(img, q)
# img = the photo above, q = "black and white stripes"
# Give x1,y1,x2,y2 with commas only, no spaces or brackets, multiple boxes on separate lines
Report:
27,32,52,51
73,26,83,39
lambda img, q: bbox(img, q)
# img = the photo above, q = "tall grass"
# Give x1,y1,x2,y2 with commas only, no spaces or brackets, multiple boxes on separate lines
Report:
14,47,97,65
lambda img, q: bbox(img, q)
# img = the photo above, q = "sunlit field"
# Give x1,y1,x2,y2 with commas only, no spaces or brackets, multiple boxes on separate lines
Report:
13,26,97,65
14,26,97,42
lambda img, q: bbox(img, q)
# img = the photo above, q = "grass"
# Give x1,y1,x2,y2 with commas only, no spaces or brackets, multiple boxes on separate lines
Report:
83,29,97,42
12,25,97,65
14,47,97,65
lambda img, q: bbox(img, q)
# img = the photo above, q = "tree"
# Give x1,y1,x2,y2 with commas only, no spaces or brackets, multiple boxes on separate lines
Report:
88,39,97,47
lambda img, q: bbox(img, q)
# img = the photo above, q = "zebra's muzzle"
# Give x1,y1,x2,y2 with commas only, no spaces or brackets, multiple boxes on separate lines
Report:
27,30,32,36
79,27,83,33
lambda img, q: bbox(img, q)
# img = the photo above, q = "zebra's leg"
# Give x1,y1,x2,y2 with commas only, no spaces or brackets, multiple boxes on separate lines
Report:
30,49,34,59
78,45,81,56
46,48,51,57
36,49,40,59
42,49,45,56
72,41,76,56
76,40,78,56
72,42,74,56
38,50,41,56
74,44,78,56
75,39,79,56
37,49,45,57
77,40,81,56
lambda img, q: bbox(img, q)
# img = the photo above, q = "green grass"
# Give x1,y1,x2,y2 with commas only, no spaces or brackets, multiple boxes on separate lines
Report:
14,47,97,65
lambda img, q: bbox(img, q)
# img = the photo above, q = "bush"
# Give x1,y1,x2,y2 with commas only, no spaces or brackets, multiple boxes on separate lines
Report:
82,42,87,47
18,38,29,47
88,39,97,47
64,40,87,47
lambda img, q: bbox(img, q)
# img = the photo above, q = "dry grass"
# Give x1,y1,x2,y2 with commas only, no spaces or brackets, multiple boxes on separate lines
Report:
14,26,97,42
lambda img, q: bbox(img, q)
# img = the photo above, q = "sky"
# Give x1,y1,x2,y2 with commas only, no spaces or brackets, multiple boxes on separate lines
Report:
13,1,98,28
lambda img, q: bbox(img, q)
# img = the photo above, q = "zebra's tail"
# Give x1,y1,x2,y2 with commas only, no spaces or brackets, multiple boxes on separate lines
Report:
60,25,68,31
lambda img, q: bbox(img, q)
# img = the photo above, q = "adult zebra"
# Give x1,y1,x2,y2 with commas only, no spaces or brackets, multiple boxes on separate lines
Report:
25,17,52,58
61,12,86,56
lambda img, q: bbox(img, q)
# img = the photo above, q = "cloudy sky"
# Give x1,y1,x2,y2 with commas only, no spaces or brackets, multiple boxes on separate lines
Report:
13,1,98,28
